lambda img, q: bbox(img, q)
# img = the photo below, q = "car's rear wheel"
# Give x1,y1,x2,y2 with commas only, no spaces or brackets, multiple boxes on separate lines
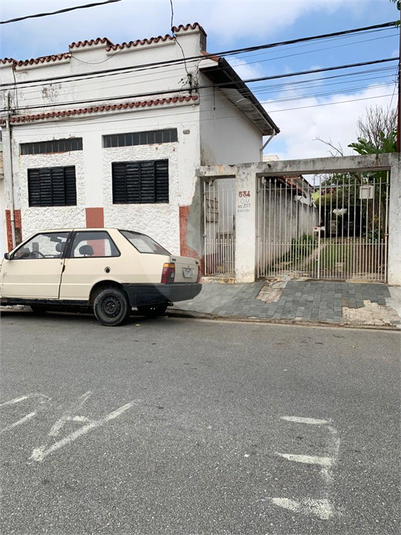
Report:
93,288,131,326
137,304,168,318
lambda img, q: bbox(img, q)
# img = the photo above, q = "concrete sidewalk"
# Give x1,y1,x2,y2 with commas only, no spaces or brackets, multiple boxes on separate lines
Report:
169,278,401,329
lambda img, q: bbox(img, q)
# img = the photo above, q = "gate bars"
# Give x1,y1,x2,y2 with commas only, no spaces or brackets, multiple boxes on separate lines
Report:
203,179,236,276
256,172,389,282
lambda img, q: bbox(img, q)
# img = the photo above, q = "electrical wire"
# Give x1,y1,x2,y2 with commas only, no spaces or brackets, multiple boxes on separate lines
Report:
2,57,397,113
8,28,397,99
0,0,122,25
11,89,396,141
0,21,396,89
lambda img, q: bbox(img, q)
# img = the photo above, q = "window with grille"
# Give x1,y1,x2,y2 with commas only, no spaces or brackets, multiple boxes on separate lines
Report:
104,129,177,148
28,166,77,207
21,138,82,155
112,160,169,204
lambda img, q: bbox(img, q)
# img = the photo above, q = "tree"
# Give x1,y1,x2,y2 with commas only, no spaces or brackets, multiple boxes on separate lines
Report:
315,105,395,240
349,105,397,154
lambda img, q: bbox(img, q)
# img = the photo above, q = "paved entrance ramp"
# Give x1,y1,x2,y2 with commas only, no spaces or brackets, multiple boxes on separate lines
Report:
171,279,401,329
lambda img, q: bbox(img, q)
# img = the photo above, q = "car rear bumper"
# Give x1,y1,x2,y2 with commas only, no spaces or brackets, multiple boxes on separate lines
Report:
122,283,202,307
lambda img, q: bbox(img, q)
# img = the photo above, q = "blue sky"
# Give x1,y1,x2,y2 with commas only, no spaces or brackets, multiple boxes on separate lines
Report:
0,0,399,160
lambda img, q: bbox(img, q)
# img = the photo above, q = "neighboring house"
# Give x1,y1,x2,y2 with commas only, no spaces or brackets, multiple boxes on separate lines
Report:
0,23,279,262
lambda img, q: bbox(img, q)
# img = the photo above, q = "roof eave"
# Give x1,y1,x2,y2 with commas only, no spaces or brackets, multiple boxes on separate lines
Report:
200,56,280,136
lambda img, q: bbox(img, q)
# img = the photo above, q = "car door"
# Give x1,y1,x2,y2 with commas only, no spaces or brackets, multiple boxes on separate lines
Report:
59,230,121,300
1,232,69,299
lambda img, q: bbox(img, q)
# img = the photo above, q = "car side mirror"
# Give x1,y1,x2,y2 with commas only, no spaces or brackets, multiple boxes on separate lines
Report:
4,253,10,260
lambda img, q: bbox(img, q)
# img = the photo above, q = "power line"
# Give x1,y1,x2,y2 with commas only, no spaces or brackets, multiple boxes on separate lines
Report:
265,93,394,113
3,57,397,113
10,91,396,140
0,0,122,25
0,21,396,89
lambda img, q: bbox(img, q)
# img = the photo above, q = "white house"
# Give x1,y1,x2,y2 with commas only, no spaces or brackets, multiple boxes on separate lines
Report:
0,23,279,265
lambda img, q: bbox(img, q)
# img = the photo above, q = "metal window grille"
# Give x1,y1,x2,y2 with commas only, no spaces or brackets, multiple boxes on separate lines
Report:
21,138,82,155
112,160,169,204
28,166,77,207
103,129,178,148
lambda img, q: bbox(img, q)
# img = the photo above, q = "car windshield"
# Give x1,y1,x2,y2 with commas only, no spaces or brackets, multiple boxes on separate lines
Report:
120,230,170,255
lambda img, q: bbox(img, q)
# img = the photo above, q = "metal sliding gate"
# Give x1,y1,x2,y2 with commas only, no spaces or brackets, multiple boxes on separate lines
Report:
257,172,390,282
203,178,236,276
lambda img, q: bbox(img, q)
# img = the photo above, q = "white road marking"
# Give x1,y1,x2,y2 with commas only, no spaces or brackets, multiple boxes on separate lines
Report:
30,398,141,462
0,412,37,434
271,415,341,520
276,453,333,467
48,391,92,437
281,416,329,425
0,395,29,407
271,498,334,520
0,394,50,408
0,394,51,434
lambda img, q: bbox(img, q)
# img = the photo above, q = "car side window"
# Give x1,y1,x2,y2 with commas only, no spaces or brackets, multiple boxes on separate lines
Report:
12,233,69,259
70,231,120,258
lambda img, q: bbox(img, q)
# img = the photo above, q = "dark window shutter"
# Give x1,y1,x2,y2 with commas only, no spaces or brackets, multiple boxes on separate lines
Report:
28,166,76,207
155,160,169,203
64,166,77,205
112,160,169,204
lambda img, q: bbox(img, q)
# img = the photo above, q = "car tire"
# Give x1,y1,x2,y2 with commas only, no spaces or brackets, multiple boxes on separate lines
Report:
93,288,131,326
30,305,48,315
137,304,168,318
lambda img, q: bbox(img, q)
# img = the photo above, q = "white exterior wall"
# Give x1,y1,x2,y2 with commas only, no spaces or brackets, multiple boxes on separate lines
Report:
0,25,275,261
199,84,263,165
11,101,200,254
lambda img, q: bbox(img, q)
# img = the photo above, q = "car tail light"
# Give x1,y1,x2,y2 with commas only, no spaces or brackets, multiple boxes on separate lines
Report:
161,263,175,283
197,265,201,282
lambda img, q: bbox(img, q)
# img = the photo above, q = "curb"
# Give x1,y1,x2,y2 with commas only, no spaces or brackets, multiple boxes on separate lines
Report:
166,308,401,331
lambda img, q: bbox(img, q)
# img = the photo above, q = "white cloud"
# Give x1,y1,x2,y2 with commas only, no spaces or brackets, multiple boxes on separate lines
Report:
0,0,384,59
263,83,397,160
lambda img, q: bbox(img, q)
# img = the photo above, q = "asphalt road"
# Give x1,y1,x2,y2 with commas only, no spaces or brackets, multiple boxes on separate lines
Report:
1,310,400,535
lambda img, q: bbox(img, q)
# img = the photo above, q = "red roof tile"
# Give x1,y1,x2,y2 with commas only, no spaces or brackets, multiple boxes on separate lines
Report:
1,23,205,67
7,94,199,124
69,37,114,49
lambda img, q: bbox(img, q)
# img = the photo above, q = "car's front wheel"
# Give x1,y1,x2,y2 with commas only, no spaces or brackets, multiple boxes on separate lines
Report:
137,304,168,318
93,288,131,326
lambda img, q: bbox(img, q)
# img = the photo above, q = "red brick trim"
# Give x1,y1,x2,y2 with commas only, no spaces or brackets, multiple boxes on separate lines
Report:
85,207,104,228
179,205,203,273
5,209,22,251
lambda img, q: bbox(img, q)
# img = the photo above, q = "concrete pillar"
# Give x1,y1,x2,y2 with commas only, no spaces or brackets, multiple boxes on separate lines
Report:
389,155,401,286
235,165,257,282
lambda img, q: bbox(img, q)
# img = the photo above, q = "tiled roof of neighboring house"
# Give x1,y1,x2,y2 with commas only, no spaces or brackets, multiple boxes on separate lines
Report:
2,94,199,125
0,23,205,67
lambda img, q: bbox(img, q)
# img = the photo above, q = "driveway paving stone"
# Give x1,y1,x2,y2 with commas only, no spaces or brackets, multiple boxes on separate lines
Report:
171,278,401,329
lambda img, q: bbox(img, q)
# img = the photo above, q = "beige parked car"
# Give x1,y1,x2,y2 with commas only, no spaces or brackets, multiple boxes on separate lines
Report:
0,228,201,326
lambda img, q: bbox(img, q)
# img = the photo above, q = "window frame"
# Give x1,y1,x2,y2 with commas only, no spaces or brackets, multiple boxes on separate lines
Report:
21,138,83,155
103,128,177,148
68,231,121,259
